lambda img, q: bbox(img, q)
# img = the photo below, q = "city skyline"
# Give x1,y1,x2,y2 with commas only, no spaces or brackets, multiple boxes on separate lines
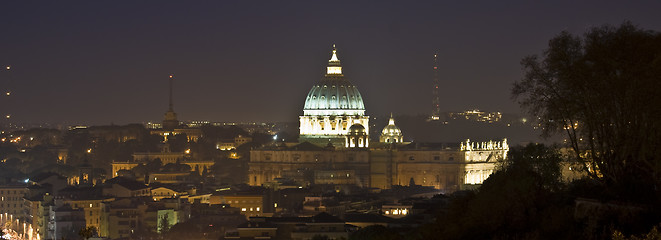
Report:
1,1,661,125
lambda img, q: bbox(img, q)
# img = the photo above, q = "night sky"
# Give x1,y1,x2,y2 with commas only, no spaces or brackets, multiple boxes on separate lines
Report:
2,1,660,125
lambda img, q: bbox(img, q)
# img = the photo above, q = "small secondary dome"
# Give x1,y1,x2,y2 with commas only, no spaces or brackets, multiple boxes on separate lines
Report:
380,114,404,143
349,124,366,133
346,123,368,148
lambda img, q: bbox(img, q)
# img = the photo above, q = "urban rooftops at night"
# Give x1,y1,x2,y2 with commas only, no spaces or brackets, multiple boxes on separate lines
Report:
1,2,661,240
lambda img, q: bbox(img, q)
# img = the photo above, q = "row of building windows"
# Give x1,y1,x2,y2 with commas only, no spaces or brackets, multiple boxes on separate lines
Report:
226,200,261,204
117,220,135,226
0,190,24,195
154,192,177,196
318,173,351,178
1,196,22,201
408,156,455,161
261,154,460,162
73,203,97,208
264,154,359,162
240,207,260,212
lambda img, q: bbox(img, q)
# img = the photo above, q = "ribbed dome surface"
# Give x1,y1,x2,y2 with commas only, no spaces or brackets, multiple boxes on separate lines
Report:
349,124,366,133
303,77,365,112
381,124,402,135
381,116,402,136
302,46,366,116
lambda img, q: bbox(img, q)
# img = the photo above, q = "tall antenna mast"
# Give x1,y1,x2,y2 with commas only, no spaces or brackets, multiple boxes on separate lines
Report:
431,53,440,120
4,66,12,122
168,74,174,111
162,74,179,131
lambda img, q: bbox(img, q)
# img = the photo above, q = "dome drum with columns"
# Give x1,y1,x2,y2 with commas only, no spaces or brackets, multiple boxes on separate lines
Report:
299,46,369,147
346,124,369,148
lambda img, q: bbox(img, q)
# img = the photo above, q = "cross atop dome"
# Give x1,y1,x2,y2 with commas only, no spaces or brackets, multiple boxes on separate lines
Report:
330,44,339,62
327,44,342,75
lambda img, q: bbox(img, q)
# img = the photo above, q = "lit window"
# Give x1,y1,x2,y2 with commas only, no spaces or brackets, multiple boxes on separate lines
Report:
241,208,246,212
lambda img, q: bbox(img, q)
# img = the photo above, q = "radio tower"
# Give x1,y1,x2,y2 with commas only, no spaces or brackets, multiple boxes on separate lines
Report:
4,66,12,125
430,53,441,121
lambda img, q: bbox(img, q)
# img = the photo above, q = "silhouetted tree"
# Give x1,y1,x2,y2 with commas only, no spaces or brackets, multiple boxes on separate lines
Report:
131,225,159,240
424,144,576,240
311,235,330,240
159,213,171,234
162,163,190,172
202,165,208,175
349,225,400,240
167,133,188,152
512,22,661,201
147,158,163,170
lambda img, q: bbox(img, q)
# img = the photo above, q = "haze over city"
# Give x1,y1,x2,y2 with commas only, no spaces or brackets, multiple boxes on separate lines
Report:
1,1,661,240
2,1,661,125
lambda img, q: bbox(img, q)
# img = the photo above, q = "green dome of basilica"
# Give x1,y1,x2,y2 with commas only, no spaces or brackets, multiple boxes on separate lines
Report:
303,46,366,116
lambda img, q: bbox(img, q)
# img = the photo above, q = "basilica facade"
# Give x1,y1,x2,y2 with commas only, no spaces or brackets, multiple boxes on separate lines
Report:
249,46,509,192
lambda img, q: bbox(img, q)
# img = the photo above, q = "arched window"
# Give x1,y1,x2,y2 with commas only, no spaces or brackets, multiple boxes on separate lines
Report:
331,95,337,108
320,96,326,109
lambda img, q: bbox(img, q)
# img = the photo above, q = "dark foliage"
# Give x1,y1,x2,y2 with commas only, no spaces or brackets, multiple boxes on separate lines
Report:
78,226,97,240
418,144,577,240
349,225,400,240
512,22,661,202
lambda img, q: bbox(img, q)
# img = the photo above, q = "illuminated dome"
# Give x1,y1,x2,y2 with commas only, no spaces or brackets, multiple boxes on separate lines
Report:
380,114,404,143
346,124,368,148
349,124,366,133
303,46,366,116
299,45,370,147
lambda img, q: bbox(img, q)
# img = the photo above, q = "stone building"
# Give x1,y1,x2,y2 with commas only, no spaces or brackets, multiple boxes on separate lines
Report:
249,142,371,188
0,183,28,218
249,46,509,193
250,139,507,192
